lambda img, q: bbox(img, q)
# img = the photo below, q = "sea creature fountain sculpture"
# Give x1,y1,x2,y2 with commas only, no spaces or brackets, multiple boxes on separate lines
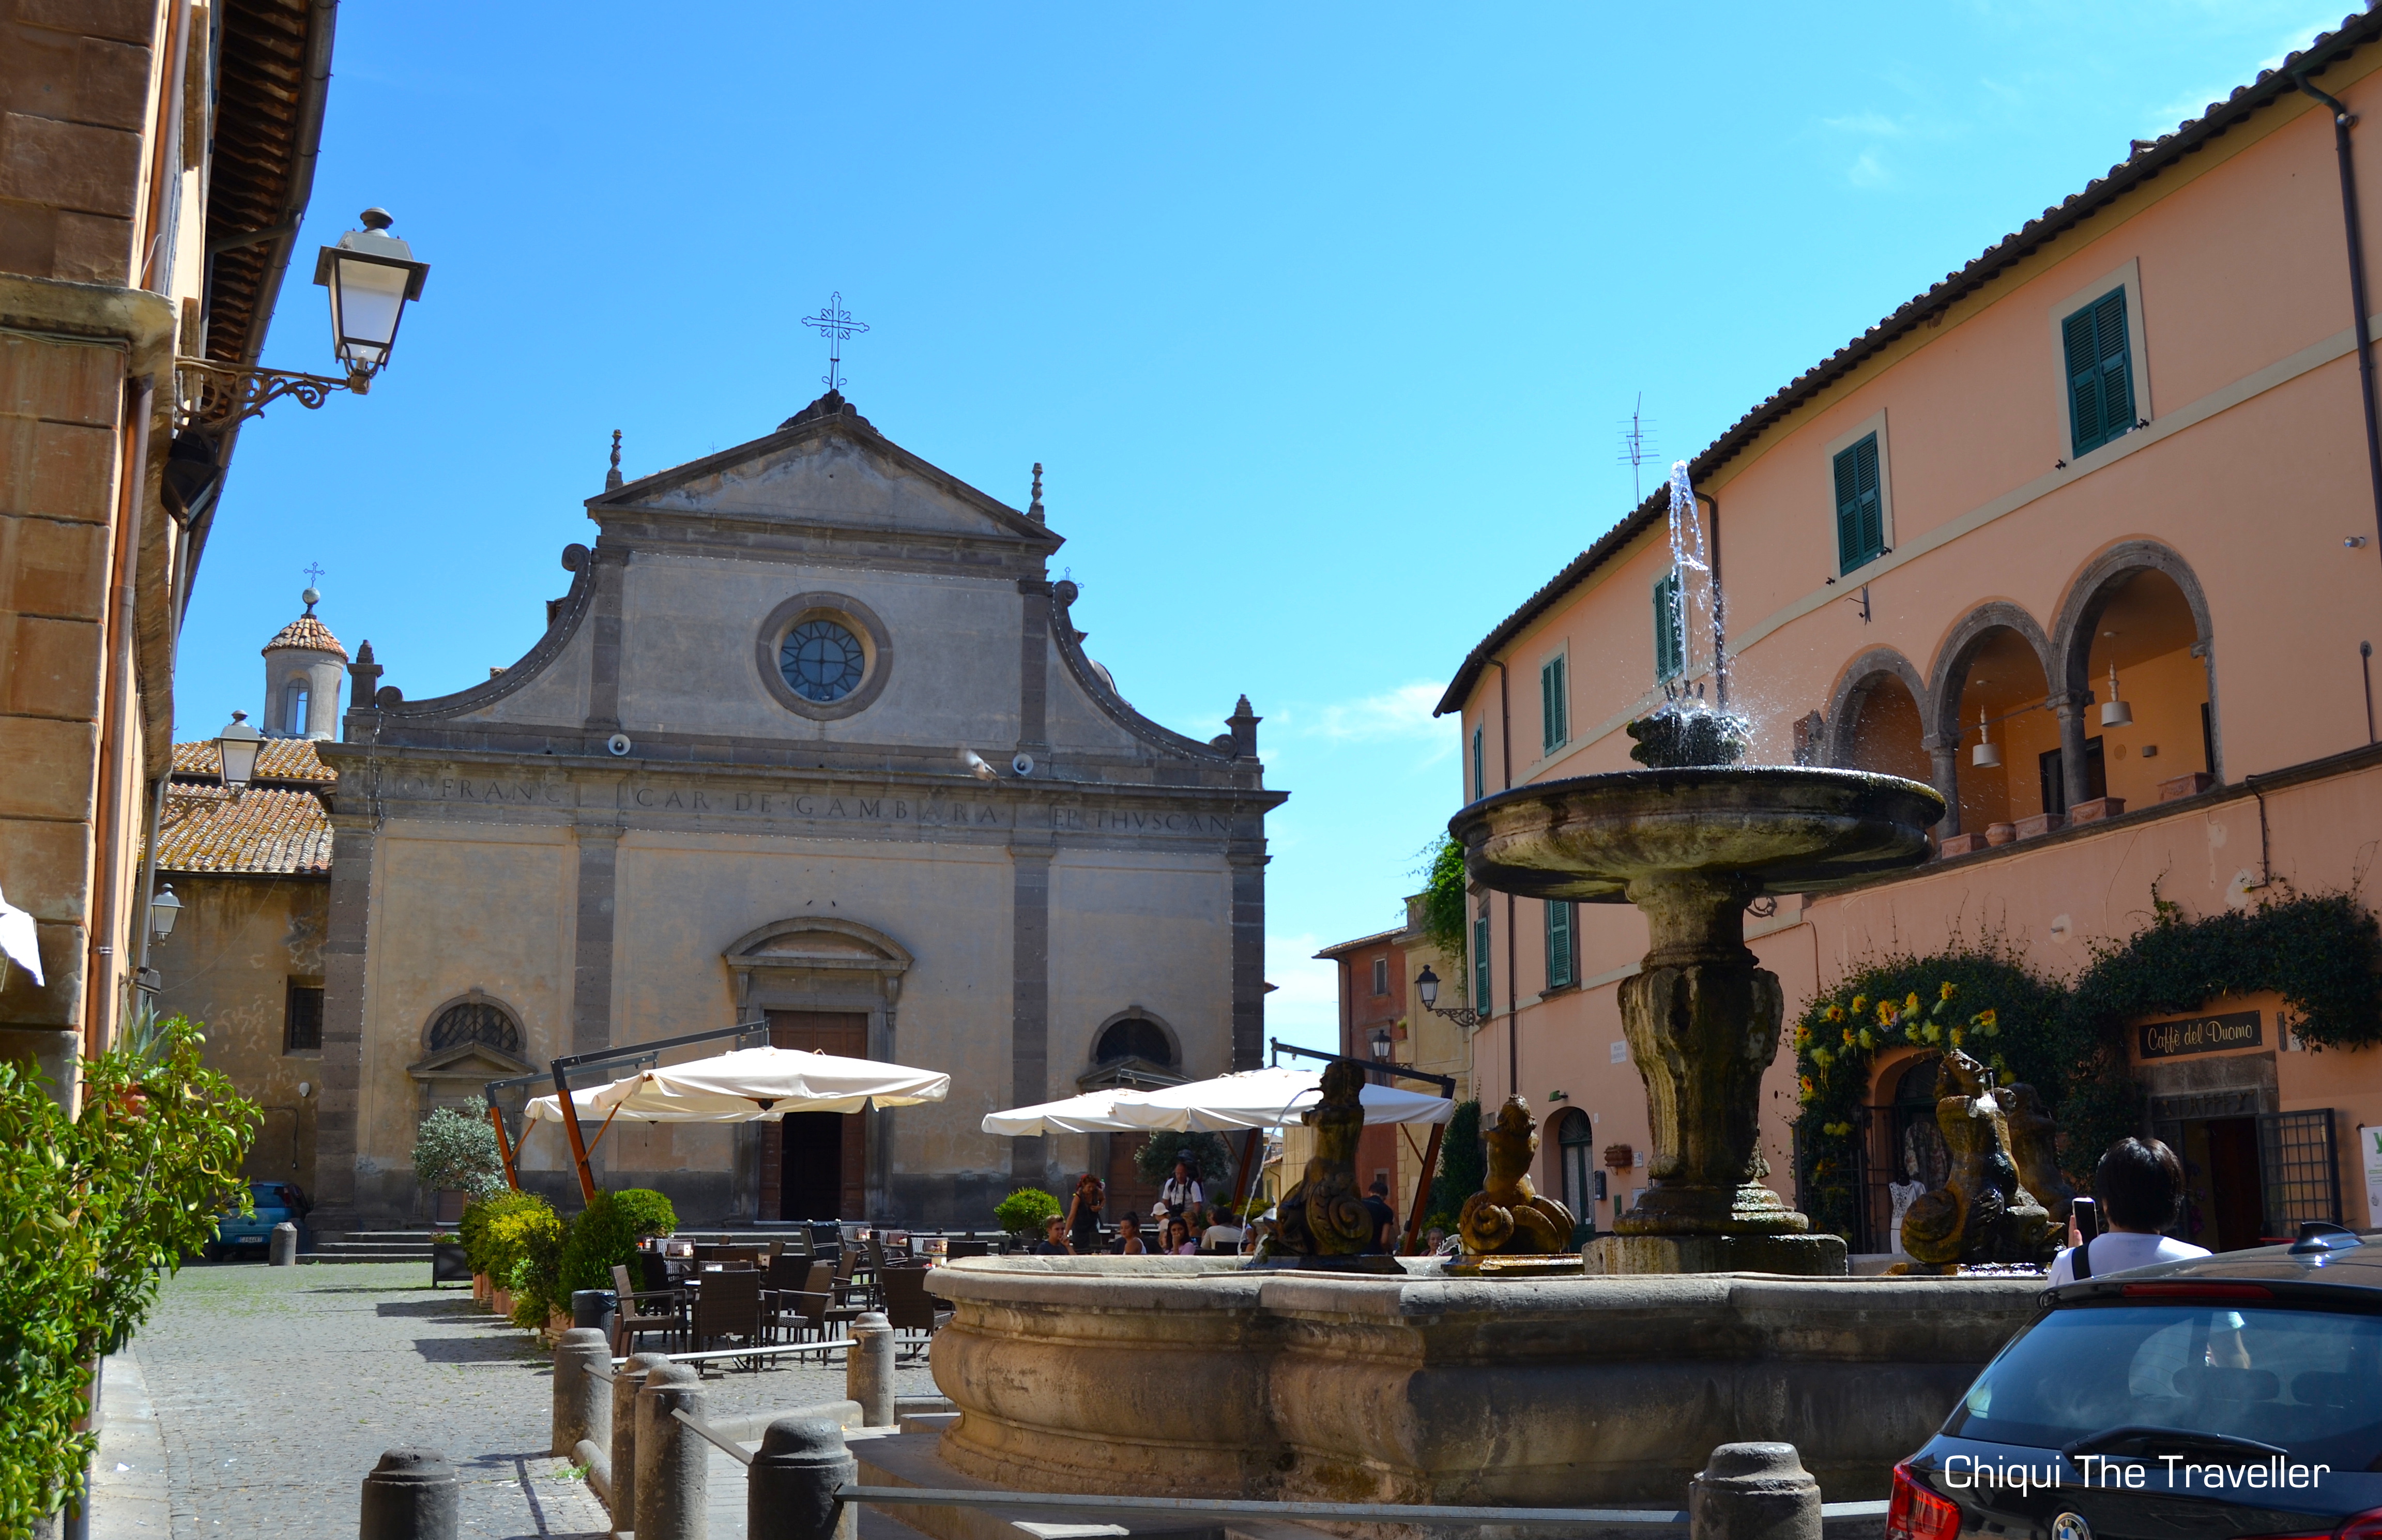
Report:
1266,1060,1399,1271
1450,463,1947,1274
1896,1050,2065,1270
1459,1095,1577,1256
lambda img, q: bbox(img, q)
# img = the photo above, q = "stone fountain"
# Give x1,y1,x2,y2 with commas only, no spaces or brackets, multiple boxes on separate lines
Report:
1451,700,1945,1275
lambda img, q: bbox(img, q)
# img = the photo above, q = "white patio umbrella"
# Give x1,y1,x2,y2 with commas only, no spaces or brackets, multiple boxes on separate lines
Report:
1108,1065,1453,1132
981,1087,1149,1136
524,1045,950,1125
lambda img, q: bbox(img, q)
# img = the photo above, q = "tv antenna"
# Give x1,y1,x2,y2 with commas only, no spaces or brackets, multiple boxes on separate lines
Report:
1618,394,1659,505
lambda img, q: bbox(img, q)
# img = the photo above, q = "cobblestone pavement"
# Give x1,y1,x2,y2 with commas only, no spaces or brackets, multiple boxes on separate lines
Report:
100,1260,940,1538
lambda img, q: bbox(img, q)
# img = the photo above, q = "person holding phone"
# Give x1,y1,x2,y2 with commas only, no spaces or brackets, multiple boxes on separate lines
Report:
2047,1137,2210,1284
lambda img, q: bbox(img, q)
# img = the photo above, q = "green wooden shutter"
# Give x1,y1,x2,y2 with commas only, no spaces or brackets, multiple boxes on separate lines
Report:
1653,572,1683,679
1545,899,1574,991
2064,288,2136,457
1473,907,1493,1018
1832,434,1883,571
1541,655,1566,754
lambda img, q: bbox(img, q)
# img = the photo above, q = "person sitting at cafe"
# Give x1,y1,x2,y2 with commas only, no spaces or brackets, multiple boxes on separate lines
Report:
1034,1216,1072,1255
1162,1216,1198,1256
1202,1208,1245,1254
1157,1156,1205,1221
1362,1175,1398,1254
1113,1212,1148,1255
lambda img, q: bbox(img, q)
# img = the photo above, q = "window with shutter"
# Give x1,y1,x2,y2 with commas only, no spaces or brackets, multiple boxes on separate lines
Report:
2063,287,2137,458
1545,900,1575,991
1473,906,1493,1019
1832,433,1885,572
1540,654,1567,754
1653,571,1684,680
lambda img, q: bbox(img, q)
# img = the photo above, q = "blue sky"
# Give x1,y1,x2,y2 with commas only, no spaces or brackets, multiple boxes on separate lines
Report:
180,1,2349,1057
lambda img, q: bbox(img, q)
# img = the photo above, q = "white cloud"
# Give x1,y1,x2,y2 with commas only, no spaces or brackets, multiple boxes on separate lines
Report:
1848,150,1893,189
1279,680,1450,748
1821,111,1908,138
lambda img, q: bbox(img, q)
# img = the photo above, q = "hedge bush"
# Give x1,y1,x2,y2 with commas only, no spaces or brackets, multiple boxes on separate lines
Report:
410,1106,507,1201
558,1188,678,1293
993,1187,1061,1237
0,1017,257,1537
458,1190,550,1279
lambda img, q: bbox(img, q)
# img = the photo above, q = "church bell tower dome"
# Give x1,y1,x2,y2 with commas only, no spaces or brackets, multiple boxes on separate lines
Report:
262,587,348,739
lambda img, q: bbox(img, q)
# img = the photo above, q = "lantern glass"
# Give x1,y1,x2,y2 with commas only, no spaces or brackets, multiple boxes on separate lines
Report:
1414,965,1439,1009
217,710,264,788
148,885,182,939
313,210,429,380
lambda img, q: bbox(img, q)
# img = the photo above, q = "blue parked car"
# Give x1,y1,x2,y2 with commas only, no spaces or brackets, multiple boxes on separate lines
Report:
208,1181,310,1261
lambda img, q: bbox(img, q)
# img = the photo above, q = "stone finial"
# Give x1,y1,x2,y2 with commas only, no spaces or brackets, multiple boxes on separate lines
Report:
606,429,623,491
348,641,384,710
1227,695,1260,757
1029,463,1045,523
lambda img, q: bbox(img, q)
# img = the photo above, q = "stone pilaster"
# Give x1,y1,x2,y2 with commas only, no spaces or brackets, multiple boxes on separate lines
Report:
1009,841,1052,1186
314,807,378,1228
581,548,629,739
1922,735,1960,838
1016,579,1050,761
1229,846,1267,1070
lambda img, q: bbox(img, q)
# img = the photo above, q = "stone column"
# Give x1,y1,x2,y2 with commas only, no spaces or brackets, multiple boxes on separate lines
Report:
2052,690,2091,814
1009,841,1052,1188
314,807,378,1229
1922,736,1960,839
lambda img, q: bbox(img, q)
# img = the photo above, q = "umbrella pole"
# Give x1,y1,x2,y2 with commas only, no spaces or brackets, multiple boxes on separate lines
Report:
552,1062,600,1204
1400,1121,1445,1255
487,1101,522,1192
1228,1127,1260,1217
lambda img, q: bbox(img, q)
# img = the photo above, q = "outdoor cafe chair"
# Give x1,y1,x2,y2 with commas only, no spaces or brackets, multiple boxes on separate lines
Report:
880,1264,951,1359
944,1239,990,1259
638,1251,673,1293
610,1263,685,1356
692,1268,767,1359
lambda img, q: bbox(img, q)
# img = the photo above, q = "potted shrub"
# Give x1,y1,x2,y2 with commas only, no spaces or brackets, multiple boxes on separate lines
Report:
411,1107,507,1285
994,1186,1062,1249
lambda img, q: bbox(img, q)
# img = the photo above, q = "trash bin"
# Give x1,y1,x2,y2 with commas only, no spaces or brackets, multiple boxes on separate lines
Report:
572,1288,618,1331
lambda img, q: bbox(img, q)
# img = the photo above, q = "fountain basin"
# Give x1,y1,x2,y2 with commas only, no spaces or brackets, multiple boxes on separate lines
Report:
1453,767,1944,903
926,1257,2038,1505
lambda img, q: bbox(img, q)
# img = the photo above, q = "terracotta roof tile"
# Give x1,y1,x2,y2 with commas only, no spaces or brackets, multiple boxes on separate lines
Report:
171,738,339,785
152,785,332,876
263,613,347,659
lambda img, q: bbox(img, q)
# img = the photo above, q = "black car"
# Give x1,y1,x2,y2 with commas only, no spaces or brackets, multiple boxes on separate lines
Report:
1892,1224,2382,1540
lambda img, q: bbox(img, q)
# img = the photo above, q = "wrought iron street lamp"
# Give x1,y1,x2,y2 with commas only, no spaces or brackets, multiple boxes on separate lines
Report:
1413,965,1478,1030
176,208,432,434
1368,1027,1393,1061
216,710,263,790
148,885,182,940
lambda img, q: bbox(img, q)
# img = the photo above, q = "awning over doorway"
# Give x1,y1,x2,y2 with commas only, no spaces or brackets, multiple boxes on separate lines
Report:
524,1045,949,1125
979,1089,1145,1136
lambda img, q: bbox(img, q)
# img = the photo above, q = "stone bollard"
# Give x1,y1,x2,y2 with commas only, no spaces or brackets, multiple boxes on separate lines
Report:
747,1415,857,1540
636,1363,708,1540
552,1328,611,1458
269,1222,298,1267
846,1310,895,1427
359,1447,458,1540
1689,1443,1821,1540
611,1350,671,1527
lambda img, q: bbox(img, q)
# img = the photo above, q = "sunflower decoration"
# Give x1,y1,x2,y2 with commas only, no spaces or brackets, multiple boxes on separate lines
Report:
1825,1003,1845,1024
1797,1074,1818,1104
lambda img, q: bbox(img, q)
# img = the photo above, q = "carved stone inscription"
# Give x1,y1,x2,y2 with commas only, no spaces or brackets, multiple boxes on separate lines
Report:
387,772,1232,836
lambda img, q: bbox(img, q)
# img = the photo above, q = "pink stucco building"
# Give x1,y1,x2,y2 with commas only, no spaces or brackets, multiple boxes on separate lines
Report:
1436,16,2382,1255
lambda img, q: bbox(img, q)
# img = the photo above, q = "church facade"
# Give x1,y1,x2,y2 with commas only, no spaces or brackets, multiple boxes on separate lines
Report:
312,393,1283,1228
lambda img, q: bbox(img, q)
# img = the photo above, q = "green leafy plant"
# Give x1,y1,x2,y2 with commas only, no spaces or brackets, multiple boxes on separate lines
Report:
1791,890,2382,1243
410,1106,507,1201
1426,1099,1484,1228
993,1187,1062,1238
558,1188,678,1293
0,1017,258,1536
458,1189,550,1279
1415,834,1470,977
1133,1130,1230,1187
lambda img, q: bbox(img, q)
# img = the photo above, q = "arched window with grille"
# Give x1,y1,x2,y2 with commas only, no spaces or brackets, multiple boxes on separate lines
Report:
1094,1016,1173,1069
426,997,522,1056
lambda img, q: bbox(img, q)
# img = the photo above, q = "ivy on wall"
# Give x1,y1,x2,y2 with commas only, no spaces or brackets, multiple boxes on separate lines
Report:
1416,834,1470,981
1791,889,2382,1243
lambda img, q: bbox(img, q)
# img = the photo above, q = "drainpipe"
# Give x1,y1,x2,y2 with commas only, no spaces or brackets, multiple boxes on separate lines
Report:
2296,68,2382,554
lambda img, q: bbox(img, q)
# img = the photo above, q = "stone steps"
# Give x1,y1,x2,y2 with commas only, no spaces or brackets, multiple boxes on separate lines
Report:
299,1230,441,1264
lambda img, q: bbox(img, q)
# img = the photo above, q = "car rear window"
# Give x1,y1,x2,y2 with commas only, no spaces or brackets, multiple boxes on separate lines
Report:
1946,1303,2382,1469
249,1183,284,1204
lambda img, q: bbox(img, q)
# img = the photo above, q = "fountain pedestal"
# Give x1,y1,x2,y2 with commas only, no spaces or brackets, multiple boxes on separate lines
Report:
1454,758,1944,1276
